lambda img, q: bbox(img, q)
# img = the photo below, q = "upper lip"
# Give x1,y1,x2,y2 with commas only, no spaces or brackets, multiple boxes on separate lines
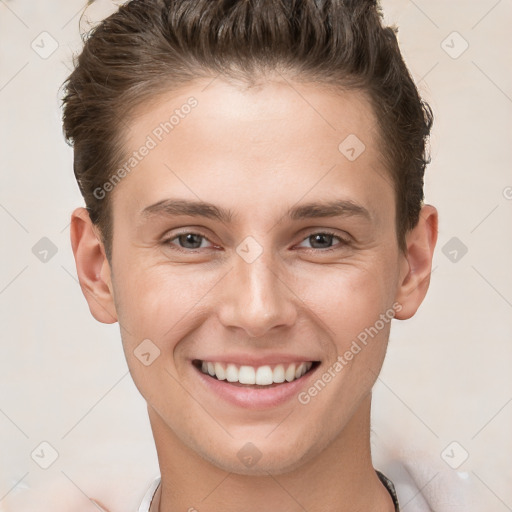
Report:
192,354,321,366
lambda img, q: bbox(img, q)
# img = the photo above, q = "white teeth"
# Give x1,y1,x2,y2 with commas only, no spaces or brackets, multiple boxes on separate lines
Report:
273,364,285,383
255,366,273,385
214,362,226,380
198,360,315,385
226,364,238,382
238,366,256,384
285,363,296,382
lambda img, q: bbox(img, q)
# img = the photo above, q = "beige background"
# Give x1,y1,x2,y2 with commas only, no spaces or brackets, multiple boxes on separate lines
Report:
1,0,511,510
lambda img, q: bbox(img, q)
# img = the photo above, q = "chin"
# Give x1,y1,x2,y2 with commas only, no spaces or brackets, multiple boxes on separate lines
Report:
199,435,318,476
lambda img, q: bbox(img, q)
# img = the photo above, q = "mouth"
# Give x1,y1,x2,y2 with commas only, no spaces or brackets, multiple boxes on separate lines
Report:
192,359,321,388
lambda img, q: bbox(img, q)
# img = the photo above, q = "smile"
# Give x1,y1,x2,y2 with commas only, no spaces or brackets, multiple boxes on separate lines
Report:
193,360,319,386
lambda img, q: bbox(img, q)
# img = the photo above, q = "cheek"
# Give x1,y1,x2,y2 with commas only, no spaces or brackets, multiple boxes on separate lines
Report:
113,262,212,341
291,257,397,342
111,264,207,406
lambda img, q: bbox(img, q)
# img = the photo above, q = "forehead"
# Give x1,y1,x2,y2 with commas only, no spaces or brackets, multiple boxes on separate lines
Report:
123,76,381,155
140,77,377,139
115,77,391,224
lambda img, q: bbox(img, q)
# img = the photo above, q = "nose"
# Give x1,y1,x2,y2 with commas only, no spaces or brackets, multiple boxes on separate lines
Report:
216,248,297,338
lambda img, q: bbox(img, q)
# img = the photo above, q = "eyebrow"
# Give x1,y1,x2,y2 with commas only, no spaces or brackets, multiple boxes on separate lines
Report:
140,198,372,224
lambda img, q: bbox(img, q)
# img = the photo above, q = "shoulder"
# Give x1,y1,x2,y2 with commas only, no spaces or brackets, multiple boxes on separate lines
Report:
377,451,480,512
0,473,156,512
0,476,108,512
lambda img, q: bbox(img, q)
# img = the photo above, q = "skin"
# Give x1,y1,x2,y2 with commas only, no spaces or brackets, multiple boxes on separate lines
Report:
70,76,438,512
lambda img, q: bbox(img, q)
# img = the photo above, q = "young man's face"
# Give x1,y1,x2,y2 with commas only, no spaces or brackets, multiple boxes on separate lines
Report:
72,77,436,475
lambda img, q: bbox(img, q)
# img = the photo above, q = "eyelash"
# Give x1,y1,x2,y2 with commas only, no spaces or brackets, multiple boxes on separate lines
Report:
161,230,350,253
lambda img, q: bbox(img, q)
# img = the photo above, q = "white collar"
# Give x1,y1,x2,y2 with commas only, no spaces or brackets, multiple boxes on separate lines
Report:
138,476,161,512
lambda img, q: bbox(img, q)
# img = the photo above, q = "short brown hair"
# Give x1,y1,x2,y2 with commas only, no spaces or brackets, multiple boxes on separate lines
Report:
61,0,433,263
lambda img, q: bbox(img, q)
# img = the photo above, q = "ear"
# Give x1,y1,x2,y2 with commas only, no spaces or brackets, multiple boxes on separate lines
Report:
69,207,118,324
394,204,438,320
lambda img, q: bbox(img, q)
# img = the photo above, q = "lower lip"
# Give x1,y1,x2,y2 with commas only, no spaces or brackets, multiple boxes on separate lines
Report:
193,364,319,409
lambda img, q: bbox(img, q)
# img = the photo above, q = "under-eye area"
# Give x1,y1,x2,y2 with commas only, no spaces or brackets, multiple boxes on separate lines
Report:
192,359,321,387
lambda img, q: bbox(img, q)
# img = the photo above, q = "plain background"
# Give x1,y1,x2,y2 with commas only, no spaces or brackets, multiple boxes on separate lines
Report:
1,0,511,509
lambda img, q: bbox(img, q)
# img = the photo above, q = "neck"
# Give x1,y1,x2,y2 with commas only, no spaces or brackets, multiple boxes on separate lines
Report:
148,394,394,512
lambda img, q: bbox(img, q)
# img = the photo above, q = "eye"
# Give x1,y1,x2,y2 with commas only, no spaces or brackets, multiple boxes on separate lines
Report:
297,231,349,251
162,230,349,253
163,232,214,251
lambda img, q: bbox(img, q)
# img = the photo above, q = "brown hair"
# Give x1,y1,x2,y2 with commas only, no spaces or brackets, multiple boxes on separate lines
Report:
61,0,433,263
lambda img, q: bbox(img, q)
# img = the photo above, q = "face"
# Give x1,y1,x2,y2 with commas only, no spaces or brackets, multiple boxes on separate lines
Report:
74,76,435,476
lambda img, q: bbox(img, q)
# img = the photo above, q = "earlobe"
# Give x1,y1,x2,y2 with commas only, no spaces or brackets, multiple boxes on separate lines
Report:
69,207,118,324
394,205,438,320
